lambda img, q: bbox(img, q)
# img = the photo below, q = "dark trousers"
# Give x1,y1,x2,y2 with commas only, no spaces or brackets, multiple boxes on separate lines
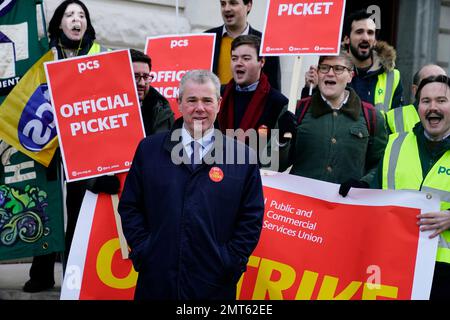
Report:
430,261,450,300
63,181,87,269
30,180,86,277
29,252,56,284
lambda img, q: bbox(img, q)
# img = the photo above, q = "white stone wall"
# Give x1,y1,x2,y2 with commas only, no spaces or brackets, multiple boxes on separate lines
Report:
42,0,318,96
438,2,450,73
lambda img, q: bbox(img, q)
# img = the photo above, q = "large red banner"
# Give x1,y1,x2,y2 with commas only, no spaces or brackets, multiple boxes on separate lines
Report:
261,0,346,55
61,174,438,300
145,34,215,119
45,50,145,182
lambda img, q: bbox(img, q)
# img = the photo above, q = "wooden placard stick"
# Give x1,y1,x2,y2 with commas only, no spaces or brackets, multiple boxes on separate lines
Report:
111,194,129,259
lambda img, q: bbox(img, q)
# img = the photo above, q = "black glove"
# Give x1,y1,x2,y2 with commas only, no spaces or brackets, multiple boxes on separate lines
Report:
87,175,120,194
339,179,369,197
278,111,297,143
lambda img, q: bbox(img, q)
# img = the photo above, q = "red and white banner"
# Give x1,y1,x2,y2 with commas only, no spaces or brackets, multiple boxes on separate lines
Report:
145,34,216,119
237,173,439,300
61,173,439,300
61,173,136,300
45,50,145,182
261,0,346,56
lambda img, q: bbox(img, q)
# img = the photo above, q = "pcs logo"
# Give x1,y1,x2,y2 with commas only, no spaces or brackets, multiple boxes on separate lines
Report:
18,84,57,152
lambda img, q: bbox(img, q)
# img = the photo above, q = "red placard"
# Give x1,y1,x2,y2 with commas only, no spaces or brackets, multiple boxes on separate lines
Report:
261,0,346,55
45,50,145,182
145,34,216,119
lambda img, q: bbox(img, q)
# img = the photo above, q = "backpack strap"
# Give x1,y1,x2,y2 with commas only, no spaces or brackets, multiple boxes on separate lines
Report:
296,97,376,136
295,97,312,124
361,101,376,136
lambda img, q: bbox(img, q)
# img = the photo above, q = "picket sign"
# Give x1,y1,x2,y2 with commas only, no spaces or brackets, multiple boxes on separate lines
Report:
282,56,303,139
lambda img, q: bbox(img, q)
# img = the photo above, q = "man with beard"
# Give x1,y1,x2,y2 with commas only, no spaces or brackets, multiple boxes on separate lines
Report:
205,0,281,90
303,9,403,112
351,75,450,299
130,49,174,135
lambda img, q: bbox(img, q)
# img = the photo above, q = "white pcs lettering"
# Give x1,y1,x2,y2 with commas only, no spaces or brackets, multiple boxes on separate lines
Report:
77,60,100,73
278,2,333,16
170,39,188,48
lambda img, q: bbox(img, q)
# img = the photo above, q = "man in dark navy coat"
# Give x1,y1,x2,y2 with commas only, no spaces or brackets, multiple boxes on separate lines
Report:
118,69,264,300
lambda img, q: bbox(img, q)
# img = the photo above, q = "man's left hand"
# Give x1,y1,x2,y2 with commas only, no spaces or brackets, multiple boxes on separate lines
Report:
417,210,450,238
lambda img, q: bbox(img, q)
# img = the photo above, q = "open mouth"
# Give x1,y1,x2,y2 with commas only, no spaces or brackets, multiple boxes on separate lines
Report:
426,113,443,126
324,80,336,86
224,14,234,21
358,42,370,52
359,42,370,48
71,25,81,33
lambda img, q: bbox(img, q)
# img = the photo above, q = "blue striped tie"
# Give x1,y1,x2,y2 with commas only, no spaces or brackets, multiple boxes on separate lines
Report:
190,141,201,170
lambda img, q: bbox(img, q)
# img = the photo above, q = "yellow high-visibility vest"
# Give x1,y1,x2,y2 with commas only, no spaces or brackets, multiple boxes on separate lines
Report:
382,132,450,264
374,69,401,113
385,104,420,133
87,42,109,54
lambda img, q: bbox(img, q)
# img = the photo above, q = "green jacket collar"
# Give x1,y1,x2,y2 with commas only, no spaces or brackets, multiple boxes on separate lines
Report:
311,88,362,121
413,122,450,159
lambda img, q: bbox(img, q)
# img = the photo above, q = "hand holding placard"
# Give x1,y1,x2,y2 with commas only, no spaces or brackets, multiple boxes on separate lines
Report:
305,65,318,96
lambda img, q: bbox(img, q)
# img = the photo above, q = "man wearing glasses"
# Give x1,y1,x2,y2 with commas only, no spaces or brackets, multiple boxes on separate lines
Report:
130,49,174,136
277,51,387,191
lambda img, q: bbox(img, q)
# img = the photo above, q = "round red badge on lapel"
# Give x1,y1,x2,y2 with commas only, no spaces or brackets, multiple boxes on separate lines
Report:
257,125,268,137
209,167,224,182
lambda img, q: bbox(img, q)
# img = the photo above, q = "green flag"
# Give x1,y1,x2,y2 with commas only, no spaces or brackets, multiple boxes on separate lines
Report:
0,0,60,261
0,142,64,260
0,0,48,104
